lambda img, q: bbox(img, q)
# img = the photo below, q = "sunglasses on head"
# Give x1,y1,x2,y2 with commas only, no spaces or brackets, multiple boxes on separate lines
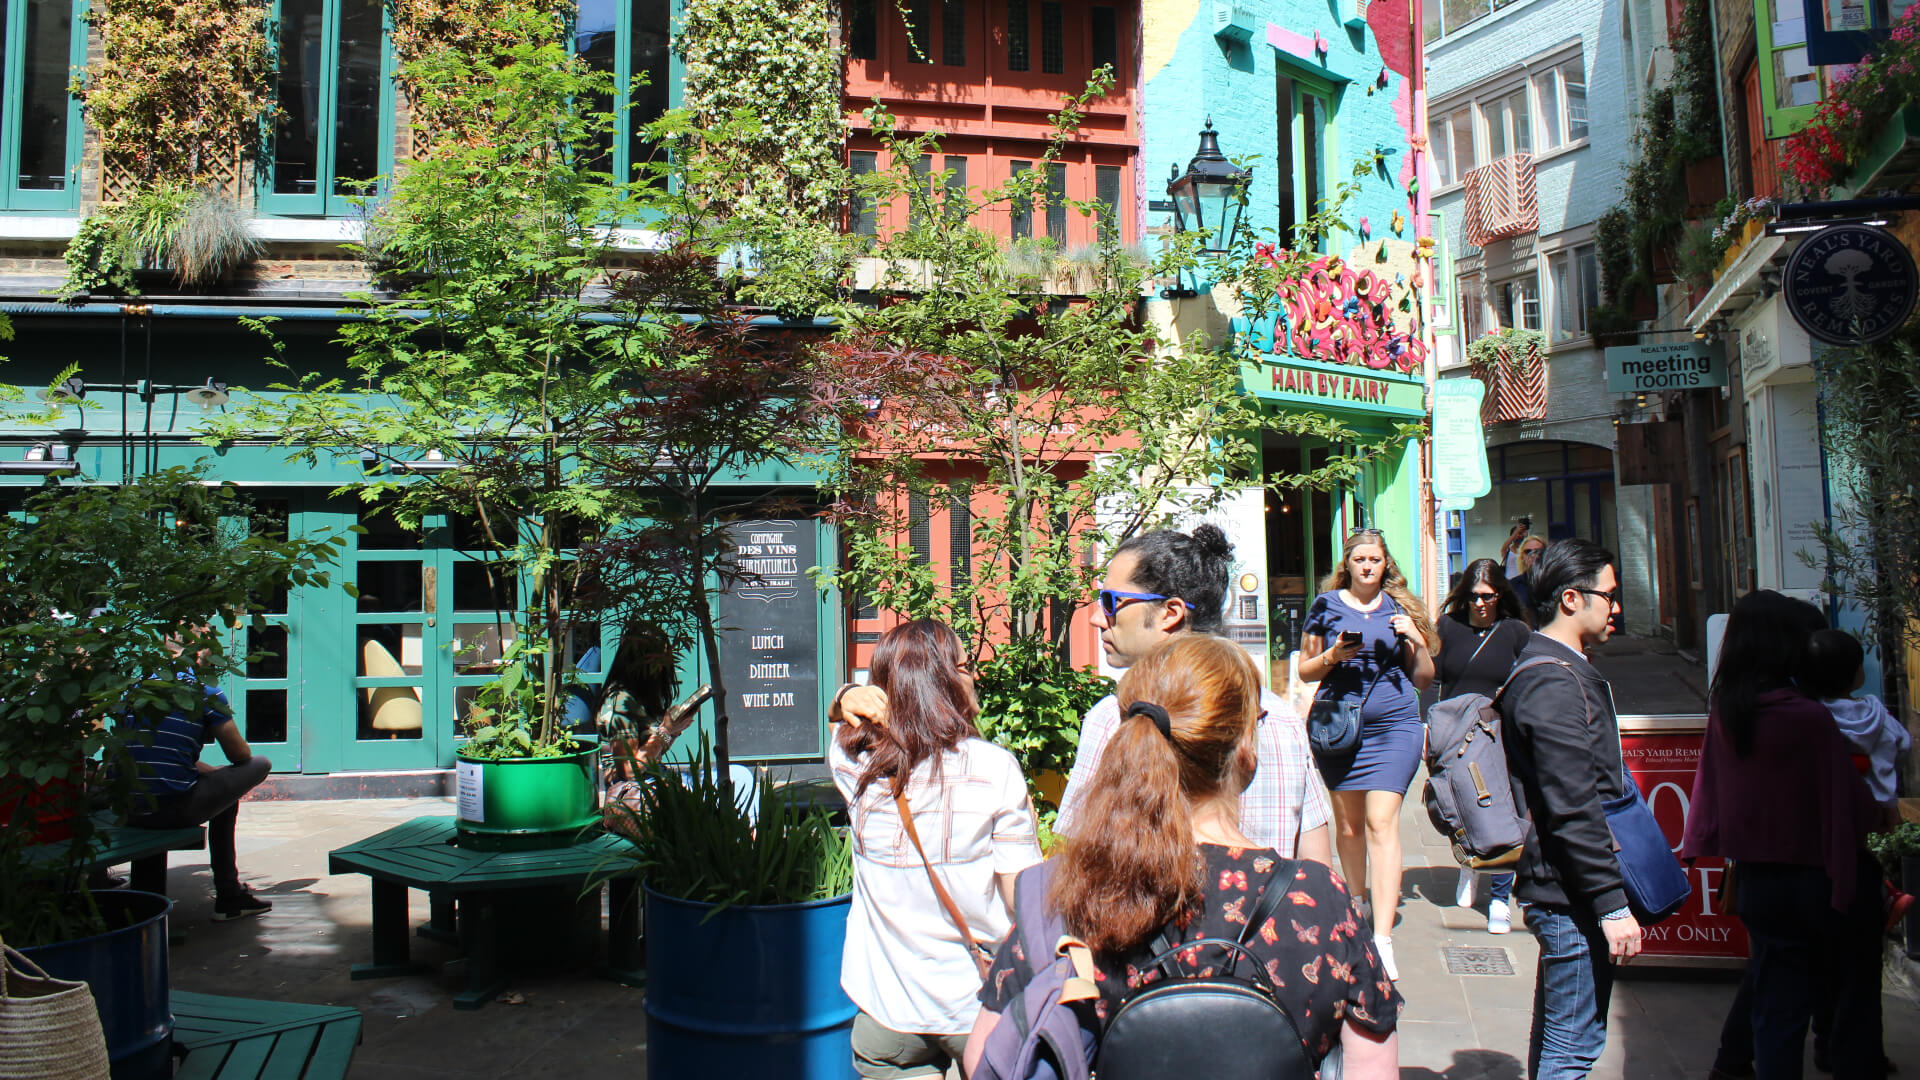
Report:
1097,589,1196,619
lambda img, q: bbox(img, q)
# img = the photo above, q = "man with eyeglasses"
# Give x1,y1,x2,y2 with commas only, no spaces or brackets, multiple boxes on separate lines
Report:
1053,525,1333,867
1498,537,1641,1080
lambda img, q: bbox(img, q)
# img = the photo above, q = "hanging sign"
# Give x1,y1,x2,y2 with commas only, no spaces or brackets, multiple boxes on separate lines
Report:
1782,224,1919,345
1432,378,1492,501
1604,342,1728,392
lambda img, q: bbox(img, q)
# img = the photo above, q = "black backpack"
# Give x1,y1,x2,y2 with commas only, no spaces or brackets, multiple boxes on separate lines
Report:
1092,863,1317,1080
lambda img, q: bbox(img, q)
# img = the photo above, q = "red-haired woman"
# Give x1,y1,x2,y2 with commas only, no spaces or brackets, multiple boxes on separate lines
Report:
830,620,1044,1080
964,634,1401,1078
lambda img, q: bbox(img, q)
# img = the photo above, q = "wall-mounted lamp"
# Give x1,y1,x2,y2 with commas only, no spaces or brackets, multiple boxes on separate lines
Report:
0,442,80,477
391,449,463,475
182,379,230,409
40,375,231,410
1164,119,1252,298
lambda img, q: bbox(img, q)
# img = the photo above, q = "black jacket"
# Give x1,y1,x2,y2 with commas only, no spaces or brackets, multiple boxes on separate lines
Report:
1498,632,1629,917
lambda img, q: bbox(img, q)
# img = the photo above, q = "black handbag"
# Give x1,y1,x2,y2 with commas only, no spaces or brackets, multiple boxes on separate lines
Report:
1307,599,1396,757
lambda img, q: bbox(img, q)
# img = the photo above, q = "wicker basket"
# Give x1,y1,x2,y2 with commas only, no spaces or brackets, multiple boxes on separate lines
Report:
0,937,111,1079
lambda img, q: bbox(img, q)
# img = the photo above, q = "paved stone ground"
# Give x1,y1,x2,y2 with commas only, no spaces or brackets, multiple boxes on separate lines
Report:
152,785,1918,1079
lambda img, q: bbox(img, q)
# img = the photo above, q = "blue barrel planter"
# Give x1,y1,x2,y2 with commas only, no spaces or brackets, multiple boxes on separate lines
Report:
21,889,172,1080
644,886,856,1079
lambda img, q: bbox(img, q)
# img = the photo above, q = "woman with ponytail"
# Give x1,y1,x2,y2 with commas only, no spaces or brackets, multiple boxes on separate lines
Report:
1297,528,1438,980
965,635,1400,1078
830,620,1043,1080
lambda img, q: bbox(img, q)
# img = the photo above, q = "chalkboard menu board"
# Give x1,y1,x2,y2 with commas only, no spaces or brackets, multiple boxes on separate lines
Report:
717,519,822,758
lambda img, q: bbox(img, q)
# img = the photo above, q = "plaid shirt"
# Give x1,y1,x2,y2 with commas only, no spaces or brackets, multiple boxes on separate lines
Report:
1055,688,1332,853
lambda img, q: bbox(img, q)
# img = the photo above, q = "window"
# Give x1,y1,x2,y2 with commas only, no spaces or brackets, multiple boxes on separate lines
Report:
910,154,933,227
1495,274,1541,331
942,0,967,65
1458,273,1486,341
262,0,390,215
1277,72,1331,241
850,150,879,236
1434,0,1522,38
1095,164,1121,240
1010,159,1033,239
1091,5,1118,72
906,0,932,62
1429,106,1476,188
848,0,878,60
943,154,968,220
1040,2,1064,73
1756,0,1821,136
1483,89,1531,159
1531,57,1589,152
909,494,931,566
950,497,971,587
1045,162,1067,240
1548,244,1597,342
0,0,83,208
576,0,673,186
1007,0,1030,70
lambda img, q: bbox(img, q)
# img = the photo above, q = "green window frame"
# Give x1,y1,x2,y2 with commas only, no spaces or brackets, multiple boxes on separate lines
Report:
573,0,678,187
258,0,395,217
1755,0,1822,138
1277,65,1336,251
0,0,87,211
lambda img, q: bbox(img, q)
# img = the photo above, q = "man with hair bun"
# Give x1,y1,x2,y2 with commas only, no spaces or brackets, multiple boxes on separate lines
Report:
1055,524,1333,866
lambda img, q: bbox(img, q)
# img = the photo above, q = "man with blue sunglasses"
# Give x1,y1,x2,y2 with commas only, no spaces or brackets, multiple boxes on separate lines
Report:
1055,525,1333,866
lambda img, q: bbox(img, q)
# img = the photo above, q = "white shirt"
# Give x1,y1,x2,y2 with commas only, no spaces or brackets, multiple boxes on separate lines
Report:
1055,688,1333,855
831,736,1044,1034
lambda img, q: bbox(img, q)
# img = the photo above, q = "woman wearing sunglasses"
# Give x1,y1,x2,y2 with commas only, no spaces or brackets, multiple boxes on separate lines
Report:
1435,559,1531,933
1297,528,1438,980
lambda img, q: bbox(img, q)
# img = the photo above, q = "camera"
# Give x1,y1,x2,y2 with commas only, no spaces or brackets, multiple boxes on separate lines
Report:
1517,515,1532,529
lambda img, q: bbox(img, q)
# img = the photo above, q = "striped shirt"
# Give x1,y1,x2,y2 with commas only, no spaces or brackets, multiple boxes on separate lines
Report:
1055,688,1333,854
123,679,231,798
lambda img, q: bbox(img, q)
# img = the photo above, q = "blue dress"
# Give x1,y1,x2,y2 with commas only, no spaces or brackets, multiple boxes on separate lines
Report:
1304,590,1424,793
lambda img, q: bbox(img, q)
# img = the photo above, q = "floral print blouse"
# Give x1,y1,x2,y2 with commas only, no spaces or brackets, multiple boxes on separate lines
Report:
978,844,1403,1063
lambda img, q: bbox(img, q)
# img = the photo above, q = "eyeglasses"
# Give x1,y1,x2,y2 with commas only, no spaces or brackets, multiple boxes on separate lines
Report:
1572,587,1620,607
1097,589,1195,619
1469,591,1499,604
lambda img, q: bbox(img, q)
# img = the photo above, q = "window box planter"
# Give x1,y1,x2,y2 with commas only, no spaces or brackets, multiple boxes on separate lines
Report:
1832,103,1920,201
1685,157,1727,215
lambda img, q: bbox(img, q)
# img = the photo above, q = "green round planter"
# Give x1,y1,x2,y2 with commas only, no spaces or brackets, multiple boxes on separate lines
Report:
455,737,600,851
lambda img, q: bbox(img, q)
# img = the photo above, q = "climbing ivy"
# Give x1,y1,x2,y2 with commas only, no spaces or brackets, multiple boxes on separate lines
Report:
387,0,573,140
678,0,844,221
75,0,275,186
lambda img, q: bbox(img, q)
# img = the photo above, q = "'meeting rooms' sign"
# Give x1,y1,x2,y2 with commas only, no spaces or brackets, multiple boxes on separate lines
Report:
1604,342,1728,393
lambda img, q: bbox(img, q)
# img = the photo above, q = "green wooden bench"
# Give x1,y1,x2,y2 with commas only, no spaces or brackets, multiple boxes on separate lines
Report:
170,991,362,1080
24,813,206,895
328,815,642,1009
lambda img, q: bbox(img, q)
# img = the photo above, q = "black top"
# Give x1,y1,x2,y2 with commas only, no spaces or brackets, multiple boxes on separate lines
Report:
1497,632,1629,916
1435,614,1531,700
980,846,1401,1063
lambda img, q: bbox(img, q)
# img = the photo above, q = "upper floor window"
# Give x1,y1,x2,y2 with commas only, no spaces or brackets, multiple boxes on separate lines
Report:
1532,57,1588,150
262,0,391,216
1754,0,1821,138
576,0,673,184
1484,89,1530,159
1546,244,1597,342
1494,274,1540,330
1275,73,1334,242
1430,0,1523,40
0,0,85,210
1429,106,1477,188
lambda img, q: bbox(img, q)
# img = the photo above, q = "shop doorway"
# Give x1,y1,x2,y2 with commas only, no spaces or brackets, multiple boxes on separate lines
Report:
1262,437,1338,659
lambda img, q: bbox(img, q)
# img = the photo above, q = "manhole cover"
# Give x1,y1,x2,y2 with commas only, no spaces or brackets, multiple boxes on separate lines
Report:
1442,946,1515,976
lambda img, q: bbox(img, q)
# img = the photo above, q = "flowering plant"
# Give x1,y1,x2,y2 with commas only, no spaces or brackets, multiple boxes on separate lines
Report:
1713,196,1778,244
1781,5,1920,194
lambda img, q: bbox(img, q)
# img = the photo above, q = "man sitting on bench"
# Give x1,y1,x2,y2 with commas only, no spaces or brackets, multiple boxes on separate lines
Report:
124,629,274,922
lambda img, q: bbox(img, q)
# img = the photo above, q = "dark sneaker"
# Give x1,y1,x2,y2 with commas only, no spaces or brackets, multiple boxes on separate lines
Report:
212,887,273,922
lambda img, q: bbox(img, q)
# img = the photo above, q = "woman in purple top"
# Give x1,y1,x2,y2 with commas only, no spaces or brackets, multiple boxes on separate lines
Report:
1296,528,1437,981
1683,591,1881,1080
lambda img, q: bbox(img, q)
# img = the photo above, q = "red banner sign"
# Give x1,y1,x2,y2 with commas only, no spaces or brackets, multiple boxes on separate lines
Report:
1620,727,1749,964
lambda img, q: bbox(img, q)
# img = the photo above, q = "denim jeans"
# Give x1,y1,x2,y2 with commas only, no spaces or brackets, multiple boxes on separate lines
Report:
1491,872,1514,904
1734,858,1883,1080
1527,904,1613,1080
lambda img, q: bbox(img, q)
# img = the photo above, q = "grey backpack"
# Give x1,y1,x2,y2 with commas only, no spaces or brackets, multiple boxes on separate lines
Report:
1422,655,1564,869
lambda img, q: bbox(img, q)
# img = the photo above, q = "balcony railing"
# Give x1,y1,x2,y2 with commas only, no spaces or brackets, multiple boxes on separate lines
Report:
1462,152,1538,248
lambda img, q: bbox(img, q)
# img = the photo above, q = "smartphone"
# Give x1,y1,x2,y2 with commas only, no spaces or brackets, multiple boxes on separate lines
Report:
1339,631,1363,648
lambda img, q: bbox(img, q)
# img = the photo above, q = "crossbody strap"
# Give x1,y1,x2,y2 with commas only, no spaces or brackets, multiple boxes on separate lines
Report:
894,788,993,980
1151,859,1298,977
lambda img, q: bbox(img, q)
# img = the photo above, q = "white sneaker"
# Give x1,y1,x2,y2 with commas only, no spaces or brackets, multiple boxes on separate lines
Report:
1374,934,1398,981
1456,866,1476,908
1488,899,1512,935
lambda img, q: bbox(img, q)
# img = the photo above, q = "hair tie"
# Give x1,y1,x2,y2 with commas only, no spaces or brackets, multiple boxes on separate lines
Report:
1125,701,1174,743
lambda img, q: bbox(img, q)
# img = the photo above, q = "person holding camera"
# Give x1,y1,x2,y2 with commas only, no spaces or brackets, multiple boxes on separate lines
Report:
1502,516,1534,579
1297,528,1438,981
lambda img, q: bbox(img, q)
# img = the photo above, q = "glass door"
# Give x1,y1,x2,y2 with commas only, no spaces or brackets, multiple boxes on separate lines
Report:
342,499,441,771
219,495,303,771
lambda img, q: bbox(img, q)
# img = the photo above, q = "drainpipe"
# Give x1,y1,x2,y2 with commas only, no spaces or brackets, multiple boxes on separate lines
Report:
1705,0,1736,196
1411,0,1442,603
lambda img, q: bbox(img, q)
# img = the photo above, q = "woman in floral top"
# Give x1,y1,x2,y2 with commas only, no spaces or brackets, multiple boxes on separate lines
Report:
964,635,1401,1077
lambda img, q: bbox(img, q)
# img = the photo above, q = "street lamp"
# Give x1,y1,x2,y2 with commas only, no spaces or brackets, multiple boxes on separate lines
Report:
1167,119,1253,258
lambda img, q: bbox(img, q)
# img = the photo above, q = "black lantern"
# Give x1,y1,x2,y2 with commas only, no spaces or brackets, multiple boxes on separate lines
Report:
1166,119,1252,257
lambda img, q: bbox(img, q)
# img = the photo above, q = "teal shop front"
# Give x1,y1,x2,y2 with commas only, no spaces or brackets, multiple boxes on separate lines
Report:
0,313,842,776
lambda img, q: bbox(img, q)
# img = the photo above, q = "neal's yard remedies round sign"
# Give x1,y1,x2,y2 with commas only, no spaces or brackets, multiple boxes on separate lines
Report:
718,520,821,758
1783,224,1919,345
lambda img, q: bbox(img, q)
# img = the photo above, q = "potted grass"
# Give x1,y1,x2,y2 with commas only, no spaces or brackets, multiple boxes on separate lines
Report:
603,738,855,1079
0,466,339,1077
58,183,262,302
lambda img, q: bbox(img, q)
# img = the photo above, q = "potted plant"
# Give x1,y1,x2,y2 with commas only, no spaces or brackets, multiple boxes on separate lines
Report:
59,183,262,302
603,738,854,1078
229,11,671,848
1869,822,1920,956
0,466,338,1077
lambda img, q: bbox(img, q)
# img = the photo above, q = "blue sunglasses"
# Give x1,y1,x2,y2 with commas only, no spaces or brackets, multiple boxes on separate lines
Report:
1098,589,1196,619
